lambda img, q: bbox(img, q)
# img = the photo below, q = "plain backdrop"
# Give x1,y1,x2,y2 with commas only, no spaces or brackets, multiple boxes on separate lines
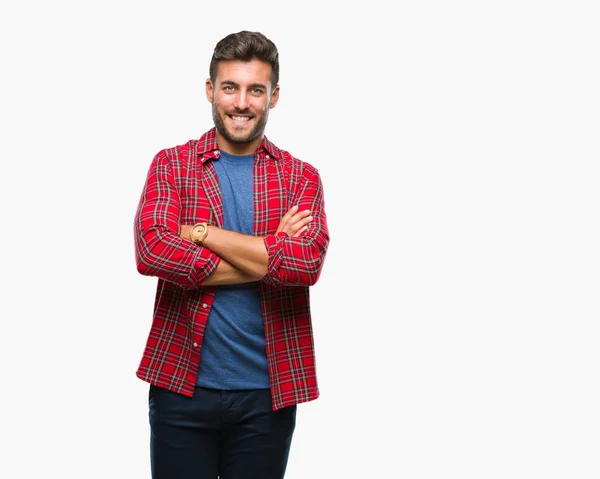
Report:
1,1,599,478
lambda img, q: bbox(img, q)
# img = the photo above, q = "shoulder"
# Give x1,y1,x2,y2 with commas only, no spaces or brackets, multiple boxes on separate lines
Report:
280,150,320,184
154,128,217,164
265,137,319,180
154,139,199,164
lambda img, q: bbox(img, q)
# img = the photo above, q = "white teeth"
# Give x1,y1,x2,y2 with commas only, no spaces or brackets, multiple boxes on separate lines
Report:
231,116,250,122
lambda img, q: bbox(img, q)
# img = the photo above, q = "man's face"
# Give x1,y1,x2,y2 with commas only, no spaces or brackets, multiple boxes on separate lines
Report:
206,59,279,155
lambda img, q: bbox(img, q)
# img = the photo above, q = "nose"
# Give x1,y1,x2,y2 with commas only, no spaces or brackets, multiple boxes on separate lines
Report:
234,90,250,111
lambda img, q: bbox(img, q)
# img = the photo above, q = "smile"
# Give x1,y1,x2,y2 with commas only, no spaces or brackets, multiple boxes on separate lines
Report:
230,115,252,122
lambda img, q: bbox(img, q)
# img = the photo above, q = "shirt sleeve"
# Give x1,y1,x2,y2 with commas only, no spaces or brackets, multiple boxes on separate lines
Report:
262,168,330,287
134,151,220,289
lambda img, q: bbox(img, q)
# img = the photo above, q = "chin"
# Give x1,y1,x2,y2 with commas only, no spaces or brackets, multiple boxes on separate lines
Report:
224,130,252,144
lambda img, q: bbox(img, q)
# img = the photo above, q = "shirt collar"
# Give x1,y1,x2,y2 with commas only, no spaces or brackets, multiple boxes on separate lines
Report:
196,127,282,164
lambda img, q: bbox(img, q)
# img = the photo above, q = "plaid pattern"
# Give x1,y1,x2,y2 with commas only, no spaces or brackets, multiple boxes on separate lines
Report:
134,128,329,410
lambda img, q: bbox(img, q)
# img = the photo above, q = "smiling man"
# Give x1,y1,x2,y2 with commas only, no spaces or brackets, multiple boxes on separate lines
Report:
133,31,330,479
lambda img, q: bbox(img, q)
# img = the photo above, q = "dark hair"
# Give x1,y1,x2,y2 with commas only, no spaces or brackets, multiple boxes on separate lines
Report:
209,31,279,86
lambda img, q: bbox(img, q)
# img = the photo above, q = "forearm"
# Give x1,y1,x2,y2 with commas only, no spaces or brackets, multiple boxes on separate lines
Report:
262,170,329,287
179,202,314,285
263,232,328,286
201,257,262,286
202,226,269,279
135,224,220,289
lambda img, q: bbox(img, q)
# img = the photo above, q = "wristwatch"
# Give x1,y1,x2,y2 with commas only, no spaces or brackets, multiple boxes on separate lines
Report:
189,222,209,245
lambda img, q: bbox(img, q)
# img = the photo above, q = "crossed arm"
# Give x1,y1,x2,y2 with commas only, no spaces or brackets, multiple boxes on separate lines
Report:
135,151,329,289
179,206,312,286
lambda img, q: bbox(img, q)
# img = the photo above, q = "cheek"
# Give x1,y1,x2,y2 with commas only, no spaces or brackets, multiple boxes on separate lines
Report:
213,93,229,108
255,100,270,113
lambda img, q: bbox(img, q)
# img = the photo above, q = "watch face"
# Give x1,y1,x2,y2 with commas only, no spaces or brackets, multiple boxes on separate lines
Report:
191,223,207,241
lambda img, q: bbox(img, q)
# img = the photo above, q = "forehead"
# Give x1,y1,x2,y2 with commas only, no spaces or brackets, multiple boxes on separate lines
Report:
214,59,273,87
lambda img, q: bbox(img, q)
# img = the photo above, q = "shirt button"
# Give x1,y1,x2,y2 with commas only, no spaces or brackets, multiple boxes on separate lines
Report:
202,303,208,308
265,155,270,159
193,342,198,348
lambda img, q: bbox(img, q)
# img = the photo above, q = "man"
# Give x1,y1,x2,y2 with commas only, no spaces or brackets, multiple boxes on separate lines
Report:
133,31,330,479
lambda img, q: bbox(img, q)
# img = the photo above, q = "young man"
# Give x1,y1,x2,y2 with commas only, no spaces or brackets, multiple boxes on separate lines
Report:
133,31,330,479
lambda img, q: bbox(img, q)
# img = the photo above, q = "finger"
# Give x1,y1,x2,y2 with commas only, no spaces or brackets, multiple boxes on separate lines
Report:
289,216,313,236
276,206,299,233
293,225,308,237
282,205,299,220
295,215,313,227
288,209,311,224
278,207,308,232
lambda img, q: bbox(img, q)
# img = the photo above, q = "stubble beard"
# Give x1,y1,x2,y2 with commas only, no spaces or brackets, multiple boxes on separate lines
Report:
212,101,269,145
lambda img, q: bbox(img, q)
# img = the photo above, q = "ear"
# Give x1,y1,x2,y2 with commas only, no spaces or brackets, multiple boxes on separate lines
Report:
269,85,280,109
205,78,213,103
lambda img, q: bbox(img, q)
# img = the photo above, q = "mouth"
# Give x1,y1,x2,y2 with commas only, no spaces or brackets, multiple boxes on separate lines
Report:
228,114,253,125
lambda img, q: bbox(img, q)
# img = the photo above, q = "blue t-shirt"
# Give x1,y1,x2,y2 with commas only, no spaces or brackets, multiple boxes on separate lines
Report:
196,150,270,389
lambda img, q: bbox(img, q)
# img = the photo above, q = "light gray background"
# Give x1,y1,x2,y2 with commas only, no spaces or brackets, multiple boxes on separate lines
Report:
1,1,599,478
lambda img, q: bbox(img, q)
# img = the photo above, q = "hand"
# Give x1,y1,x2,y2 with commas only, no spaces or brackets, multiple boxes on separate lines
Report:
179,224,193,240
276,205,313,237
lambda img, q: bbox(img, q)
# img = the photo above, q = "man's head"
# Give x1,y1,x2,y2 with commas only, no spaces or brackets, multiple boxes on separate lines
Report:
206,31,281,155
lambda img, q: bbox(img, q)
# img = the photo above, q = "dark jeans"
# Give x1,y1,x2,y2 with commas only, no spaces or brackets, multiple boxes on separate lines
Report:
149,385,297,479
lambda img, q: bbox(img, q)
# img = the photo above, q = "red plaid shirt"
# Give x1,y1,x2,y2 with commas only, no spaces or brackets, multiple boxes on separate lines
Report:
134,128,329,410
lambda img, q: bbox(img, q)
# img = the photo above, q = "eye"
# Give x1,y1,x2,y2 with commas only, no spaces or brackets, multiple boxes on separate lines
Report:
223,85,235,92
250,88,265,95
